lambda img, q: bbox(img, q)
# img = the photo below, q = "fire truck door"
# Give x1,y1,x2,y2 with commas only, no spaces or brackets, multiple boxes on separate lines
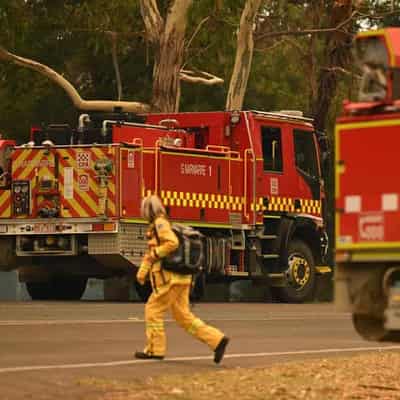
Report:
260,125,285,198
292,129,321,200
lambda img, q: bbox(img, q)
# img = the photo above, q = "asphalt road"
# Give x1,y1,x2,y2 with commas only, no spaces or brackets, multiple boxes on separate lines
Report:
1,301,400,400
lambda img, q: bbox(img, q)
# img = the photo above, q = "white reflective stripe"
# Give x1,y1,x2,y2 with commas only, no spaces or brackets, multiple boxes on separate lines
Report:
1,345,400,373
345,195,361,213
382,193,399,211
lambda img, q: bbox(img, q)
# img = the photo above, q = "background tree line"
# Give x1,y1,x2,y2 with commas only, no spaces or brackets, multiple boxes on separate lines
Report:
1,0,398,142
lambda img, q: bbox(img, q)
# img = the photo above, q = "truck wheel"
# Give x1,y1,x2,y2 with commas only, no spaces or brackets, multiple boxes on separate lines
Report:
134,280,152,302
52,277,88,300
275,240,316,303
26,278,87,301
26,281,54,300
352,314,400,342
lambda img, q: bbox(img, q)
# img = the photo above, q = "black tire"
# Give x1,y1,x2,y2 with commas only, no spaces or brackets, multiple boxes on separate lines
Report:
52,277,88,300
274,239,316,303
352,314,400,342
135,280,152,302
26,281,54,300
26,277,87,301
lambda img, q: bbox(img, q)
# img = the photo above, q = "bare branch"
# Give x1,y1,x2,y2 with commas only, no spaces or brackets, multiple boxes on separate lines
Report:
61,28,145,39
180,69,223,85
254,39,285,53
185,16,210,52
107,31,123,101
182,43,213,69
357,8,400,20
321,66,352,75
256,10,358,42
0,46,150,113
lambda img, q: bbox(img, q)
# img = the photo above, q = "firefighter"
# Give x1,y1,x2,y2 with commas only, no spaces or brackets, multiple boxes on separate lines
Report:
135,194,230,363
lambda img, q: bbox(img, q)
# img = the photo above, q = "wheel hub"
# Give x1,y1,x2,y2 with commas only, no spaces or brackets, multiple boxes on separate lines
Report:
286,255,310,290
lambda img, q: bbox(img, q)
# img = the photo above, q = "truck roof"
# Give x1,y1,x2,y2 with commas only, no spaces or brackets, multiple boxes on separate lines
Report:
250,110,314,125
144,110,314,126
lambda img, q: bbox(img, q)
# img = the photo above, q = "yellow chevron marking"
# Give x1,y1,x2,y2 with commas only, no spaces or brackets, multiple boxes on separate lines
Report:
107,199,116,214
17,151,47,180
1,204,11,217
69,197,91,216
76,185,98,213
13,149,32,170
61,207,72,217
58,149,73,163
92,147,110,160
37,166,53,181
0,191,10,202
0,191,11,217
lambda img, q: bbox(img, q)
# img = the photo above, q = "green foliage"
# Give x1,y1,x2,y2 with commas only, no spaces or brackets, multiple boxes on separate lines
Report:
0,0,398,142
0,0,147,141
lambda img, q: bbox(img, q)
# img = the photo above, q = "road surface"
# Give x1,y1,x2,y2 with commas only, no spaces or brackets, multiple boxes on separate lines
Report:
1,302,399,399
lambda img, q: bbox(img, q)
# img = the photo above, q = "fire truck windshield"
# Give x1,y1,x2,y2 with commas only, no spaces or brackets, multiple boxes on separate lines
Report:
356,37,389,102
355,36,389,69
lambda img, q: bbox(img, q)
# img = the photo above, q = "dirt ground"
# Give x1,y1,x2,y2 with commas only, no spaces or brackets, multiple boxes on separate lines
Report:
79,352,400,400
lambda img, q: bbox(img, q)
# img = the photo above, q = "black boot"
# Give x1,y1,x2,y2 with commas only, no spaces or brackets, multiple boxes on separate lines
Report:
134,351,164,360
214,337,230,364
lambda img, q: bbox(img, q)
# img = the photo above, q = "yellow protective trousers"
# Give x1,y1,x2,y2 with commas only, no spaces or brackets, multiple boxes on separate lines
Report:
144,283,224,357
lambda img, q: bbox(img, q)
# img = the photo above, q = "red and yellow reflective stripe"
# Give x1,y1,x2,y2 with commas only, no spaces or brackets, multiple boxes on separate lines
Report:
0,191,11,218
58,148,117,217
11,147,117,218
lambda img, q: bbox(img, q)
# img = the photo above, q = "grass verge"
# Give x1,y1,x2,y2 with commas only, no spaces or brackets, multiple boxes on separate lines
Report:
80,352,400,400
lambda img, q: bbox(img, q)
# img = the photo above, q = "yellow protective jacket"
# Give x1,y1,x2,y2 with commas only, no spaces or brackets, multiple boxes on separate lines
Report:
136,215,192,289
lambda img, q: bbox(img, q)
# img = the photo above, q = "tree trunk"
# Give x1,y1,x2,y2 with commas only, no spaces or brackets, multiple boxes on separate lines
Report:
225,0,262,111
311,0,355,132
153,0,192,112
140,0,193,112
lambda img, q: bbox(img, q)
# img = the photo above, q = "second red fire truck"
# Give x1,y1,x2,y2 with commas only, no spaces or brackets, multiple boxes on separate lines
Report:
335,28,400,341
0,108,330,302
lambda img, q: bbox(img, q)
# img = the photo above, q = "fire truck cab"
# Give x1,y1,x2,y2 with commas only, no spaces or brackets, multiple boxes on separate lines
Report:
0,109,330,302
335,28,400,341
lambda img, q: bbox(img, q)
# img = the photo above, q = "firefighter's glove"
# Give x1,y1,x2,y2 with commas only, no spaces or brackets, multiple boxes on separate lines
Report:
136,262,151,285
147,248,160,264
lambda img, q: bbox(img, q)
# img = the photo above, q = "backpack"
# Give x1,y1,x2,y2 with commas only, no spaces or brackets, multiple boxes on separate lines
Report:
160,223,204,275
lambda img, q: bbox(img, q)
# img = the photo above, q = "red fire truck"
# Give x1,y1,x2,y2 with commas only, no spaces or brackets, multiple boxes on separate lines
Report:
0,109,330,302
335,28,400,341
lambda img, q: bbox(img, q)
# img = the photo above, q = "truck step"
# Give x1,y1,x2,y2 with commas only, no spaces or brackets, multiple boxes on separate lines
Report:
261,254,279,259
263,215,281,219
258,234,277,240
231,229,246,250
227,271,249,277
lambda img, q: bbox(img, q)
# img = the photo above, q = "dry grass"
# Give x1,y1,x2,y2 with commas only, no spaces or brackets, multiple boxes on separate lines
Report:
80,352,400,400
